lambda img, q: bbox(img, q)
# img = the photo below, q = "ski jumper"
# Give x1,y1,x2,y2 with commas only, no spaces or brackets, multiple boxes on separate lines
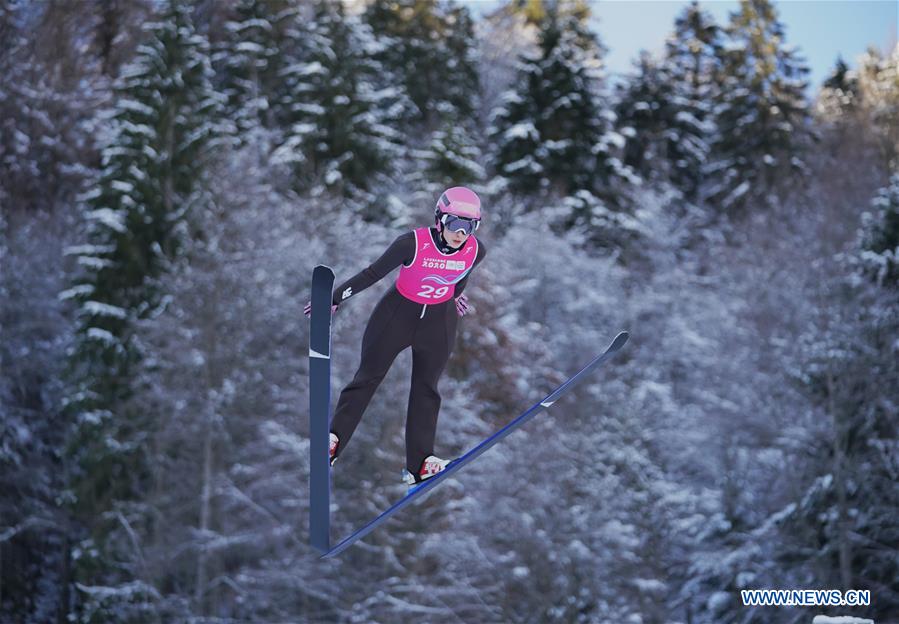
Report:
329,227,486,474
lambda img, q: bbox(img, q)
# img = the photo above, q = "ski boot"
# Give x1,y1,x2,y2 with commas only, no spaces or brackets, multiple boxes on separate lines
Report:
402,455,453,488
329,432,339,466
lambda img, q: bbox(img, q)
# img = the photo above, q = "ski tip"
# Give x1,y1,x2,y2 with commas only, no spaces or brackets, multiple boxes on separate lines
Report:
610,331,629,351
313,264,335,277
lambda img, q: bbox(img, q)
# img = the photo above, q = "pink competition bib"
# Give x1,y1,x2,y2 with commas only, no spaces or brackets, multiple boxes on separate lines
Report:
396,228,478,304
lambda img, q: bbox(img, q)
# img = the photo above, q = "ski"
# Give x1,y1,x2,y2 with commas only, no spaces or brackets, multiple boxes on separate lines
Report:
309,265,336,553
321,330,630,558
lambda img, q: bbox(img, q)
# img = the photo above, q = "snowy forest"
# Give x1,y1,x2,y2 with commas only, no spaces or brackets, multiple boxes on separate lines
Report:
1,0,897,622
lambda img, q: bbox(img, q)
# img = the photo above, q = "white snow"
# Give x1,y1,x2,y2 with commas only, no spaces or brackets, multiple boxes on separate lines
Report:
63,244,115,257
707,591,731,614
86,327,118,345
117,99,155,116
86,208,127,233
82,301,128,319
58,284,95,300
79,410,112,425
504,156,539,174
512,566,529,578
110,180,135,194
503,121,538,141
77,256,114,270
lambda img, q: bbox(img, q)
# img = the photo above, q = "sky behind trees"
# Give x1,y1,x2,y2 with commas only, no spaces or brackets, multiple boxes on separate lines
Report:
465,0,898,89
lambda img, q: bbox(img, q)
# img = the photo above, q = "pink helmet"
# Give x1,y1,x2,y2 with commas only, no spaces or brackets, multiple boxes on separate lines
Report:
435,186,481,221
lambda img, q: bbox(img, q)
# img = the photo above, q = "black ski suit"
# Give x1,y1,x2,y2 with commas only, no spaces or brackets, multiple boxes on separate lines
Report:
329,228,486,473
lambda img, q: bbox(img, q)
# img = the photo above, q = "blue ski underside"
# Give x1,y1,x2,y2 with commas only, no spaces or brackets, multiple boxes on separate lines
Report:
321,331,629,558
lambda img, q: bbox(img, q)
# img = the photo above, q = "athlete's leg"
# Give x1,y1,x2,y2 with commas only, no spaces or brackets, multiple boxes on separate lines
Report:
405,303,458,472
330,291,411,457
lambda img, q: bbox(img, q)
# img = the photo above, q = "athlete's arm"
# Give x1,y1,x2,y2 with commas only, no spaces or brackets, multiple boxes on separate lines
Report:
453,241,487,298
331,233,415,306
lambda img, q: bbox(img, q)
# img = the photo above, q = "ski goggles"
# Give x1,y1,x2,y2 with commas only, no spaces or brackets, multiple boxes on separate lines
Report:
440,214,480,235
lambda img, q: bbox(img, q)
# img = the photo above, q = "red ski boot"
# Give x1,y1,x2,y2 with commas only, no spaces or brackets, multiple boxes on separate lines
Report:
329,432,339,466
402,455,452,485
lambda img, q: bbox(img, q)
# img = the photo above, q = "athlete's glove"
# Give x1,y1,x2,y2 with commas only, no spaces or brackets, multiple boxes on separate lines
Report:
455,294,470,317
304,301,339,317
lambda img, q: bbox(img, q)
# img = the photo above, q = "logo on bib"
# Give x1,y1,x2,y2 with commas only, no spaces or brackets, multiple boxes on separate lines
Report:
422,259,466,271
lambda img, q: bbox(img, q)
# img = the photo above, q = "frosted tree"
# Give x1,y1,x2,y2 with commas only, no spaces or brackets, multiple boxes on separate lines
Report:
363,0,480,126
615,51,676,183
122,144,346,617
770,178,899,624
489,1,628,198
0,0,95,212
213,0,295,138
856,45,899,171
85,0,156,77
706,0,812,214
0,2,103,620
855,173,899,287
63,1,223,619
272,0,404,199
410,122,486,208
615,1,723,200
490,1,596,195
662,0,722,200
816,57,860,123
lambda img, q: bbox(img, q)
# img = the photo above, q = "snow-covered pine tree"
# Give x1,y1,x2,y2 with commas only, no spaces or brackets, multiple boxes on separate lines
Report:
491,1,641,251
412,122,486,204
363,0,480,127
662,0,722,200
816,56,859,122
615,51,676,183
489,0,614,197
63,1,222,619
212,0,287,137
272,0,404,200
0,0,94,212
856,45,899,171
706,0,812,215
778,177,899,623
856,173,899,286
88,0,156,78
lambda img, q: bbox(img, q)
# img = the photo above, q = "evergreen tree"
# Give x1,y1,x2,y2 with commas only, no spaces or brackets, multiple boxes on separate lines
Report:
212,0,294,137
662,1,722,200
615,1,723,200
0,0,94,212
272,0,404,198
407,120,486,229
856,45,899,171
88,0,156,78
823,57,857,97
855,173,899,286
706,0,812,214
778,177,899,623
418,122,485,191
489,1,616,197
490,1,641,251
816,56,860,125
614,51,676,183
63,1,222,619
363,0,480,126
